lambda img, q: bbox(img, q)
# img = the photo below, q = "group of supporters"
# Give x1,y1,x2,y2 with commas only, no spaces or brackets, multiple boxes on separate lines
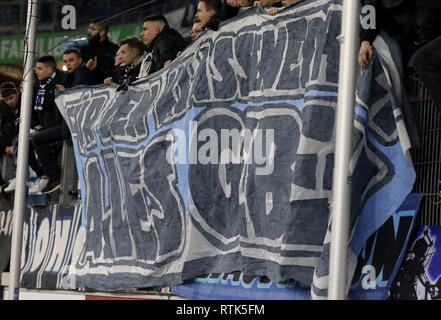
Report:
0,0,440,196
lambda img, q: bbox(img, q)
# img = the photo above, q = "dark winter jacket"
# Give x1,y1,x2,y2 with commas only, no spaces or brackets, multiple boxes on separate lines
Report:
360,0,441,46
114,62,143,87
81,38,119,81
360,0,417,45
63,64,101,89
416,0,441,45
0,99,22,153
220,0,240,20
147,26,187,75
33,70,64,129
111,65,128,86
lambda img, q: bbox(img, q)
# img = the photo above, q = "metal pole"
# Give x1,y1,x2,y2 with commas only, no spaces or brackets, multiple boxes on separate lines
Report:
328,0,360,300
8,0,39,301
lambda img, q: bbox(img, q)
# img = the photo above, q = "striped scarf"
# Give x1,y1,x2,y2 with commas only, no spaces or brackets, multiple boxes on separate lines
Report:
34,72,56,111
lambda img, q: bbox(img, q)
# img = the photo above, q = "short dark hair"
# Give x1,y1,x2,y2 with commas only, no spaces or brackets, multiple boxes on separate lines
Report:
63,48,82,58
90,19,110,34
200,0,222,15
37,55,56,71
119,37,144,57
0,82,19,99
144,15,169,26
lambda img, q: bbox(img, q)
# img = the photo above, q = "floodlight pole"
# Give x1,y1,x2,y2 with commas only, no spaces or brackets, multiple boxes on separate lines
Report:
8,0,39,301
328,0,361,300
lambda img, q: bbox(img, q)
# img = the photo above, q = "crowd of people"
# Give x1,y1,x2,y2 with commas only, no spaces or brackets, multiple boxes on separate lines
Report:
0,0,440,196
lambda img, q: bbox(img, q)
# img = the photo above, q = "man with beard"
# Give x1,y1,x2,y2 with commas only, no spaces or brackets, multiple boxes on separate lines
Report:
80,19,119,82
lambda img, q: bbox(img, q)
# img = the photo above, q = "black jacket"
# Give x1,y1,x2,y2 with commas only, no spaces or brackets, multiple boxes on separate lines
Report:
63,64,102,89
360,0,417,45
0,98,41,149
416,0,441,45
114,62,142,87
417,0,441,8
33,70,64,129
81,38,119,81
111,65,128,86
220,0,240,20
148,26,187,75
0,99,23,153
360,0,441,45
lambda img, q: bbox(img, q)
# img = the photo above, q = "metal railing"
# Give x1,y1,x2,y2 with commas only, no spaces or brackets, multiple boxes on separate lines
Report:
410,78,441,226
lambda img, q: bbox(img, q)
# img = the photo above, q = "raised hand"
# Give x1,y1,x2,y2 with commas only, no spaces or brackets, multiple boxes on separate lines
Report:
86,56,98,71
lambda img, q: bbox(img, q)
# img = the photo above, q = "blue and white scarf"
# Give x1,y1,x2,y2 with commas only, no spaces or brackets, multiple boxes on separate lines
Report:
34,73,56,111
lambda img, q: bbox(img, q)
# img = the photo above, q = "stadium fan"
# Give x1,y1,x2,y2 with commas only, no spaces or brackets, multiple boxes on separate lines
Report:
33,56,64,130
196,0,223,30
164,18,206,68
58,48,102,90
0,82,44,193
104,47,126,86
139,15,187,78
191,19,205,43
30,49,101,194
358,0,416,70
104,37,145,87
114,47,124,67
80,19,119,82
357,0,423,149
